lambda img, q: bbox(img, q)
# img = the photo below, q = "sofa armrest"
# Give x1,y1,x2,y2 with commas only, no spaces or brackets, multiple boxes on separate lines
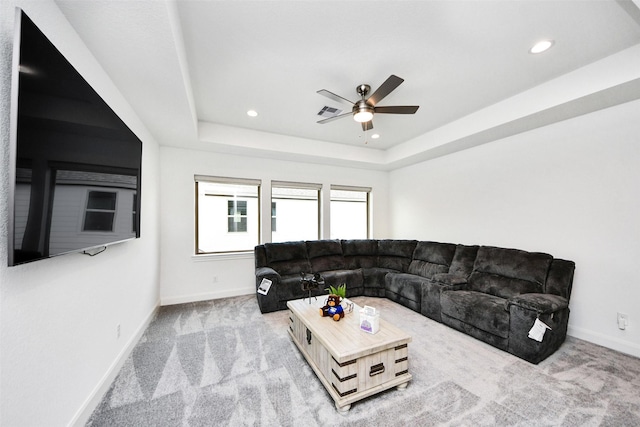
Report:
431,273,468,288
256,266,280,281
506,293,568,315
255,267,281,313
507,293,570,364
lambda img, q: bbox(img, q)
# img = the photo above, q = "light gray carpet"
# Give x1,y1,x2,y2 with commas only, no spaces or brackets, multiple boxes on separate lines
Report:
87,295,640,426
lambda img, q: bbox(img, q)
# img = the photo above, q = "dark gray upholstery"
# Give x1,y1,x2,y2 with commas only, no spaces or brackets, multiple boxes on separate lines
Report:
342,239,378,269
377,240,417,271
362,268,395,297
306,240,345,271
385,273,429,313
254,239,575,364
420,244,479,322
263,241,311,275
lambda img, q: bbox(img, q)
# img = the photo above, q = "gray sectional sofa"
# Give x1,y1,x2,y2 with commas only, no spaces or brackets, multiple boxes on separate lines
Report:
254,239,575,364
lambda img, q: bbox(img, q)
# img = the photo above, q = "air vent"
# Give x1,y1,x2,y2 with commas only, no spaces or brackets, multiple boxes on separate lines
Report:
317,106,342,118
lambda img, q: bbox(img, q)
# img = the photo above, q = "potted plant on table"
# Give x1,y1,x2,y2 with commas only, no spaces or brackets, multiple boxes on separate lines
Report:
326,284,347,300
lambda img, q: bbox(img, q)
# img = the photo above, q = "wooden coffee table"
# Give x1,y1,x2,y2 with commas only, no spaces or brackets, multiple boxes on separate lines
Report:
287,298,412,413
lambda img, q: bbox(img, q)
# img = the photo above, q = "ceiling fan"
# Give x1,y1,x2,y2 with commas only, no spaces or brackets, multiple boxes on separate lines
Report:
316,75,419,131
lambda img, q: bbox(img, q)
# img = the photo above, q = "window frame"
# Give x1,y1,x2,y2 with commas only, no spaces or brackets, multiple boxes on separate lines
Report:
270,180,322,242
194,175,261,255
82,190,117,232
227,199,248,233
330,184,372,239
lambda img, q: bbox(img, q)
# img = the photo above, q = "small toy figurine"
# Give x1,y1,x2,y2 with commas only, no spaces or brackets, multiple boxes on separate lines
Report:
319,294,345,321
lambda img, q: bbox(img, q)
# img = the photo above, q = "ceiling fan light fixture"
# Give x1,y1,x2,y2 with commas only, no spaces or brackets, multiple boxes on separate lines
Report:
353,110,373,123
353,101,374,123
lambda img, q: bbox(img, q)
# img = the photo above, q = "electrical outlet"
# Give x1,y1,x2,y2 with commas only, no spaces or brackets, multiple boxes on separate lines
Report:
116,324,121,339
617,313,628,330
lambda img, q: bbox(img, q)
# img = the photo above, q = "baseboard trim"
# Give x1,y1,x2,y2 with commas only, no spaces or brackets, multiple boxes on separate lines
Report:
567,325,640,359
70,301,160,427
161,287,254,306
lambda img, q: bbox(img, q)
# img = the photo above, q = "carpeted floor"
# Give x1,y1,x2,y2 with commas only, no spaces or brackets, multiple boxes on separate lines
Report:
87,294,640,426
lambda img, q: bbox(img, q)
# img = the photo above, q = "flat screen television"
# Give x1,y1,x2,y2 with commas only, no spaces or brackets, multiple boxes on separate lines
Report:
8,9,142,266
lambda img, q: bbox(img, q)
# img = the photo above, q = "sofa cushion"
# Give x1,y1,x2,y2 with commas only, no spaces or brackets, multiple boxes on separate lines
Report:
469,247,552,299
440,290,510,339
318,269,364,289
545,258,575,299
385,273,427,313
448,244,479,277
407,241,456,278
342,239,378,269
407,262,448,278
473,246,552,285
362,267,395,292
378,240,417,272
306,240,345,272
264,241,311,275
385,273,429,303
468,272,542,299
276,274,324,302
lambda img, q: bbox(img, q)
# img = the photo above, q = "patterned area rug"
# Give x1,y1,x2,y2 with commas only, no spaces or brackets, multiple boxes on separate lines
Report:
87,295,640,426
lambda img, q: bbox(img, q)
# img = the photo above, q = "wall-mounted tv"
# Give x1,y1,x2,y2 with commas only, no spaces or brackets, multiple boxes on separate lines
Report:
8,9,142,266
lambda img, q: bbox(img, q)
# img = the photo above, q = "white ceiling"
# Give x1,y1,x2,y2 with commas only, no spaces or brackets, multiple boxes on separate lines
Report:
55,0,640,170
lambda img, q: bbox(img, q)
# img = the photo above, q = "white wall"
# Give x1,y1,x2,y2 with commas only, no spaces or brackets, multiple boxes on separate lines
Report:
389,99,640,358
159,146,389,305
0,1,161,425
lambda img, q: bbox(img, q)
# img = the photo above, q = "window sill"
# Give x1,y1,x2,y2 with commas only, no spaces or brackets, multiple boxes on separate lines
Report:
192,251,254,262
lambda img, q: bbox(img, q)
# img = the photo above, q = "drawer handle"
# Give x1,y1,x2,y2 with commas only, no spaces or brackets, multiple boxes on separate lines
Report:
369,363,385,377
306,328,312,345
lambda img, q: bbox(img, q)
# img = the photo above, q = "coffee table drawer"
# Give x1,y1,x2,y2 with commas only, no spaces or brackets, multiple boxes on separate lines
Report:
330,345,409,397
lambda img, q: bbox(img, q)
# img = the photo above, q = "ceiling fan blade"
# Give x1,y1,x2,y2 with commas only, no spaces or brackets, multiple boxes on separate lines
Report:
367,75,404,106
374,105,419,114
317,111,352,124
361,120,373,132
317,89,354,105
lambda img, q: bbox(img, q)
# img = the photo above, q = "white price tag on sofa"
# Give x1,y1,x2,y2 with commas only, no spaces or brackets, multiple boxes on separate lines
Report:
528,318,551,342
257,278,272,295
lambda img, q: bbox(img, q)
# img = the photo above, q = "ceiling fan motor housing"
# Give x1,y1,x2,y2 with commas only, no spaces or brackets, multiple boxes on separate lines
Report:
353,100,374,122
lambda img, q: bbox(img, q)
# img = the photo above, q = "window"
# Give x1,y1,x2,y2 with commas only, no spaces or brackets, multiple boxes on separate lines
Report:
195,176,260,254
227,200,247,232
83,191,117,232
271,202,277,232
271,181,321,243
330,185,371,239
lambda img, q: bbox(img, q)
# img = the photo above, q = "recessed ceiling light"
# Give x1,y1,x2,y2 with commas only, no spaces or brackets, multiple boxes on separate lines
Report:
247,110,258,117
371,134,380,139
529,40,554,54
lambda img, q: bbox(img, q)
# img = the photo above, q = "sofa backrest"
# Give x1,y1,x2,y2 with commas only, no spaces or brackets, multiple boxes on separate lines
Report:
468,246,553,299
254,245,267,268
408,241,456,278
448,244,479,277
378,240,417,272
306,240,346,272
341,239,378,269
545,258,575,300
264,241,312,276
